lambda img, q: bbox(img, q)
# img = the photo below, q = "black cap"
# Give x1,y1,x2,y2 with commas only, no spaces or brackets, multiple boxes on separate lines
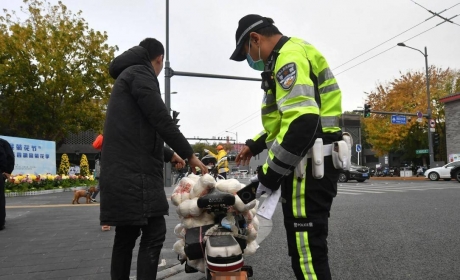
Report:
230,14,274,61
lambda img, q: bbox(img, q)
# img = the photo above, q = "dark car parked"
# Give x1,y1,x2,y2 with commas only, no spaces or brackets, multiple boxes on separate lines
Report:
450,165,460,183
338,162,370,183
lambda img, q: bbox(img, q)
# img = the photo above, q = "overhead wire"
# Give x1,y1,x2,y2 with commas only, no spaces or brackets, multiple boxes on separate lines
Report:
333,2,460,71
335,23,441,76
214,109,260,137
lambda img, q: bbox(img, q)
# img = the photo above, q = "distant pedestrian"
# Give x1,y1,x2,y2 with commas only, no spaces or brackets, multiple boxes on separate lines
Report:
0,138,15,231
90,134,103,203
100,38,207,280
416,166,424,177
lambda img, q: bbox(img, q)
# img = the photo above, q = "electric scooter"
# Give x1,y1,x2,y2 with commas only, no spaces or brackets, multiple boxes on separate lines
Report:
200,155,228,181
182,188,254,279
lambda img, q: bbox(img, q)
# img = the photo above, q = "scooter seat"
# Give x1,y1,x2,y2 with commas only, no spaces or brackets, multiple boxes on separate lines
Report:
197,189,235,208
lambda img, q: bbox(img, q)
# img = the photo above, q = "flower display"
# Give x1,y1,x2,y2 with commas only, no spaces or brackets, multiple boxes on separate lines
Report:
5,173,96,193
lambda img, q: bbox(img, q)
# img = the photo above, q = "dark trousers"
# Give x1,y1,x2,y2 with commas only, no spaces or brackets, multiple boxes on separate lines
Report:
281,157,338,280
0,179,5,227
111,216,166,280
91,183,100,199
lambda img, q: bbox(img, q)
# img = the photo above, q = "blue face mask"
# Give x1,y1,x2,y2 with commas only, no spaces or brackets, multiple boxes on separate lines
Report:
246,41,265,71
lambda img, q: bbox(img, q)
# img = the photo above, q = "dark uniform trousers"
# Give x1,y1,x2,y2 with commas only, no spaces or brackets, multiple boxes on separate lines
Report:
0,178,5,227
281,156,339,280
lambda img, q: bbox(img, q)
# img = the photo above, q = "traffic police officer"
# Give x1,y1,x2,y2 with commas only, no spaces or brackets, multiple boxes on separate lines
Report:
231,15,342,280
204,145,229,179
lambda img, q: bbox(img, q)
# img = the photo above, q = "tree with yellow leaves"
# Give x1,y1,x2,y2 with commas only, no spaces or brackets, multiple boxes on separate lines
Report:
0,0,117,142
363,67,460,165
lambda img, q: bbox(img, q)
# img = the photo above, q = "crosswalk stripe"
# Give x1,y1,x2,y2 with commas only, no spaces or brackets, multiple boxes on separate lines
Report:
338,189,383,193
337,184,459,195
341,186,458,191
337,191,362,195
341,187,405,192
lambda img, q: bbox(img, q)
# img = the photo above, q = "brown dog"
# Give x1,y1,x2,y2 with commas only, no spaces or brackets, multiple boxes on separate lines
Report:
72,186,96,204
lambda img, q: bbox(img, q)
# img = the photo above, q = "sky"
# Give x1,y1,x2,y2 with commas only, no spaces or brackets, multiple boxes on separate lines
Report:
3,0,460,144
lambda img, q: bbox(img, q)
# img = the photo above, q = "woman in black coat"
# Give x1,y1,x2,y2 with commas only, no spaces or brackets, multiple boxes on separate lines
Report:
100,38,206,280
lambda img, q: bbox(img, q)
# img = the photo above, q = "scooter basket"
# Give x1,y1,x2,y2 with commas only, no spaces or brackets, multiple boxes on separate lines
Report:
205,235,244,273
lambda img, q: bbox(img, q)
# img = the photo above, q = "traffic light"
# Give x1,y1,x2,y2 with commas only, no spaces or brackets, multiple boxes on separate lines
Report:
433,133,440,146
172,110,180,128
364,104,371,118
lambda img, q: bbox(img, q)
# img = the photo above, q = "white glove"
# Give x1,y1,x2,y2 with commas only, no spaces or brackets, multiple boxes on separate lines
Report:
250,175,258,183
204,149,209,153
256,183,272,198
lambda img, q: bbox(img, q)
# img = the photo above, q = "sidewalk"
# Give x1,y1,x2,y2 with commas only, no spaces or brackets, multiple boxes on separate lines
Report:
0,186,271,280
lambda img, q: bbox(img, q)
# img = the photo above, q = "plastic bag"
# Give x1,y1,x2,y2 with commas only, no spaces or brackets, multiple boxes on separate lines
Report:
171,177,195,206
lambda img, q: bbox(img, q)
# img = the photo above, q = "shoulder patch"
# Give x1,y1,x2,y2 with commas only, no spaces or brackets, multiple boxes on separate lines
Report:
276,63,297,90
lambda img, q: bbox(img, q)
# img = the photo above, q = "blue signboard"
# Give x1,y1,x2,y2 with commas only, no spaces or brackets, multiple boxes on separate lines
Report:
356,144,362,152
0,135,56,175
391,115,406,125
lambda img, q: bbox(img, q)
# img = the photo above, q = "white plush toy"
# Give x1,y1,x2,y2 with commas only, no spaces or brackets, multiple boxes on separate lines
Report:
173,239,186,260
182,211,215,229
187,258,205,272
173,223,186,239
216,179,242,194
173,176,260,266
176,197,203,217
244,240,259,256
191,174,215,198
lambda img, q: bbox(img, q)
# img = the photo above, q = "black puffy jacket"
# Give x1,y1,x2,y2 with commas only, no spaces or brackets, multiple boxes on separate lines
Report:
100,46,193,226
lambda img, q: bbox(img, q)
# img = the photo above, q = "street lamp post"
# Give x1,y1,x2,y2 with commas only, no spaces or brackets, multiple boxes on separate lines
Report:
225,130,238,152
397,43,434,168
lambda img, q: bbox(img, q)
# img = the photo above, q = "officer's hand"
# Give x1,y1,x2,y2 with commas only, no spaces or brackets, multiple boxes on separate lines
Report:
204,149,209,154
188,154,208,174
170,153,185,170
236,145,253,166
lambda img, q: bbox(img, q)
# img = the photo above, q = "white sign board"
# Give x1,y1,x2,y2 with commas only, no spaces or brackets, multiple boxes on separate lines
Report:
0,135,56,175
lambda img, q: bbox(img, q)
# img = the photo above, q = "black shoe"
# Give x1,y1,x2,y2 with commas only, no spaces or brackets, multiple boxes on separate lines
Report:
90,199,97,203
0,225,5,231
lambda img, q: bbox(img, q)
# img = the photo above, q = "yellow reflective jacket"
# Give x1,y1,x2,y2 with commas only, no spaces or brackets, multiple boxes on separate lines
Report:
208,150,229,173
248,36,342,189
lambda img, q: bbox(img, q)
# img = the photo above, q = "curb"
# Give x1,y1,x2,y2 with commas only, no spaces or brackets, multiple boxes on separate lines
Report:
4,186,87,197
156,264,185,280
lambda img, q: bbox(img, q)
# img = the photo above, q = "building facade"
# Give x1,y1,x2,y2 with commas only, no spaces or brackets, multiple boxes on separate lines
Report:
440,93,460,162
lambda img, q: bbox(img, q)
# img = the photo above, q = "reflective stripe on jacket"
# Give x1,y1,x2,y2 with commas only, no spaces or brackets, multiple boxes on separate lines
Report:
256,37,342,188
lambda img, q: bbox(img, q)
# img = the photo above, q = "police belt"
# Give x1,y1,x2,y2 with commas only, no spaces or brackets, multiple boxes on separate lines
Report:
304,144,332,158
295,142,332,179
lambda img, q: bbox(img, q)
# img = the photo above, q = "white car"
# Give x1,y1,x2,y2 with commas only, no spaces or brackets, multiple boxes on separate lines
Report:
424,161,460,181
